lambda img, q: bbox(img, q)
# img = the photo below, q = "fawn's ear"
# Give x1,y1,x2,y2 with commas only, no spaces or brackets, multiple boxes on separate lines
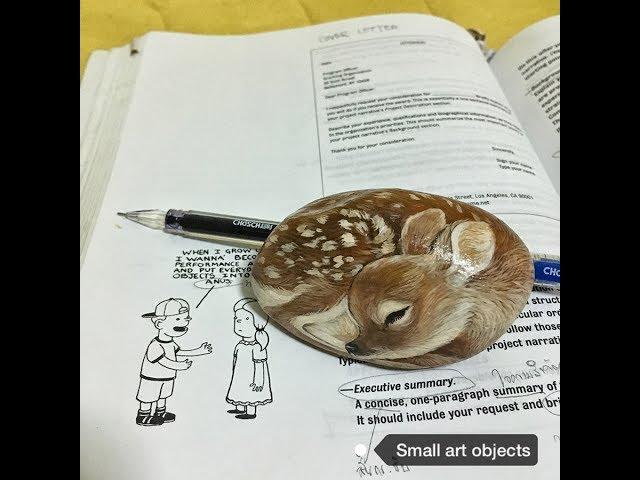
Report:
449,221,495,278
400,209,446,255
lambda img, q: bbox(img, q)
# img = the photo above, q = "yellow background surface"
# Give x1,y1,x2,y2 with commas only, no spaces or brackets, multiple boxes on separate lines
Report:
80,0,559,76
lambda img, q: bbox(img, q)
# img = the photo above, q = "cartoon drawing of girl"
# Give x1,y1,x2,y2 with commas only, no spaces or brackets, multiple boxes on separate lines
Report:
226,298,272,419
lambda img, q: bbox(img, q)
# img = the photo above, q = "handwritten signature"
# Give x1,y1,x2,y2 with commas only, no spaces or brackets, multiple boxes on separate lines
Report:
492,359,559,387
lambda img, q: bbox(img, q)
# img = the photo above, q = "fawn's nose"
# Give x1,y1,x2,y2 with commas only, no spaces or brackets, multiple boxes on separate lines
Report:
345,342,360,354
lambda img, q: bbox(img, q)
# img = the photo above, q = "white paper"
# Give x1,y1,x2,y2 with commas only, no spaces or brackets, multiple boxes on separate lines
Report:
491,16,560,192
80,45,143,264
81,14,559,480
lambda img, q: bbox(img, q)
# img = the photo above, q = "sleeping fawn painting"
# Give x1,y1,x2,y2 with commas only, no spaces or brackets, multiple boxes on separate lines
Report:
251,189,533,369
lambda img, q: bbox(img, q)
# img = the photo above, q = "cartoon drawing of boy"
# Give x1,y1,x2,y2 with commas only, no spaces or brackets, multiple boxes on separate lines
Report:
136,298,212,426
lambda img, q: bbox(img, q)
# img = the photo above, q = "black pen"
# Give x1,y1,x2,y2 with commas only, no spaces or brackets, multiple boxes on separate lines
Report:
117,209,278,248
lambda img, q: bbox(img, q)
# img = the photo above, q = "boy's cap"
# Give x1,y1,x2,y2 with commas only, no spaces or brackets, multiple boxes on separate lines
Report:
142,298,190,318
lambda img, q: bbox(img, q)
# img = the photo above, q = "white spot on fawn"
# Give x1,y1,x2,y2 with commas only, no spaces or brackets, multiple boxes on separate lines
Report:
312,261,322,267
258,257,265,264
276,251,285,257
341,209,370,220
296,224,308,233
356,210,371,220
345,256,354,262
371,215,394,245
374,192,392,199
321,240,338,251
333,255,344,268
281,243,297,253
341,232,356,247
332,272,344,280
279,224,288,231
378,240,395,255
456,204,463,213
264,266,281,279
300,229,315,237
348,264,363,276
284,259,295,267
338,219,353,230
354,221,368,235
305,268,324,278
371,215,387,232
316,215,328,224
410,194,420,200
303,236,326,248
270,234,279,243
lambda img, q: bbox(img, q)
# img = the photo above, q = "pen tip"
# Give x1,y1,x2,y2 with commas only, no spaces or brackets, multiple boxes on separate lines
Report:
116,209,167,230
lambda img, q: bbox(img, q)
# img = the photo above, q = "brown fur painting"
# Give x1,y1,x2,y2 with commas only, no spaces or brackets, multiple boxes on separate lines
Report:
251,189,533,369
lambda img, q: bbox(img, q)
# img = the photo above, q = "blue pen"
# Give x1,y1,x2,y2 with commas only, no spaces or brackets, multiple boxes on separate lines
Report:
531,254,560,286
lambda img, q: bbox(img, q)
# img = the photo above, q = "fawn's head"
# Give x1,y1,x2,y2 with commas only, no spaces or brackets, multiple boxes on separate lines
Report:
345,208,496,360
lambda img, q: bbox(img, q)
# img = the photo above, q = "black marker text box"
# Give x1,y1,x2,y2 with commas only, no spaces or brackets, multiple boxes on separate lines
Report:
374,434,538,466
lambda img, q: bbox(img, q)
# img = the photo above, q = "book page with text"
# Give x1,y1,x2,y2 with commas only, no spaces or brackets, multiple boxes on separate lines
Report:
490,16,559,192
81,14,559,480
309,22,558,256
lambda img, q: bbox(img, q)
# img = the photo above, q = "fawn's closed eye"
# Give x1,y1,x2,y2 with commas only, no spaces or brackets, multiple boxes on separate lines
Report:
385,306,410,325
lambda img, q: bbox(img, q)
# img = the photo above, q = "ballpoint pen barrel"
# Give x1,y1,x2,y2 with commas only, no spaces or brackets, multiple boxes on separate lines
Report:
165,209,277,243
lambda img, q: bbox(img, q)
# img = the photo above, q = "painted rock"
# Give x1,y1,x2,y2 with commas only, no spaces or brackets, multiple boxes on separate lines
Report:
251,189,533,369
